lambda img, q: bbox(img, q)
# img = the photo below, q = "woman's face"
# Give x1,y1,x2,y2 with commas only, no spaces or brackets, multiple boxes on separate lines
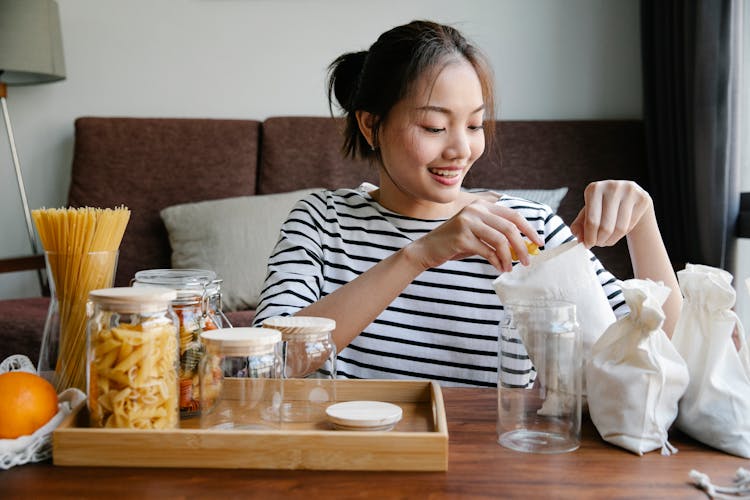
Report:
376,58,486,218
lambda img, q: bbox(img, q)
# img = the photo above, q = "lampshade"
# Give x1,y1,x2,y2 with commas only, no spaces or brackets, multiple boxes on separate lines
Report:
0,0,65,85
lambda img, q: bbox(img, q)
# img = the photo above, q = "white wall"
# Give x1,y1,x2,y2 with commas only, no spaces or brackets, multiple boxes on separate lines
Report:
1,0,644,299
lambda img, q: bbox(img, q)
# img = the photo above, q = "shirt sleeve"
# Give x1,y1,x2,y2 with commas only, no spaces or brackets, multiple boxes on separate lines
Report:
252,192,328,325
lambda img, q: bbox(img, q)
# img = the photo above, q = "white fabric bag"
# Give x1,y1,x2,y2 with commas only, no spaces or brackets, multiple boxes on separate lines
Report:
493,240,617,364
672,264,750,458
586,279,689,455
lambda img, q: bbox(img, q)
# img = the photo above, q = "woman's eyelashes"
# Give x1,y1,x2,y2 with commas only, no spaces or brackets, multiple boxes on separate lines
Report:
421,124,484,133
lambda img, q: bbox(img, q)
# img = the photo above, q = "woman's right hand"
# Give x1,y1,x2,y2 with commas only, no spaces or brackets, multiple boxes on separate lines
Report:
404,199,544,273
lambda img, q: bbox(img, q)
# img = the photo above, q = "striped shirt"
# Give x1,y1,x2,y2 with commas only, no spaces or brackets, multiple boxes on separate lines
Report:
253,186,627,387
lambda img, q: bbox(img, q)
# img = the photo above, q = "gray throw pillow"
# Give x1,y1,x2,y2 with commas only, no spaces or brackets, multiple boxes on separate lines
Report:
500,187,568,212
160,188,321,311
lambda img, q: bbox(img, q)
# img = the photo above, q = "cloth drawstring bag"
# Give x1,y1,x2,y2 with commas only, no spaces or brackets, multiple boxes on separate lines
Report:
672,264,750,459
585,279,689,455
493,240,618,395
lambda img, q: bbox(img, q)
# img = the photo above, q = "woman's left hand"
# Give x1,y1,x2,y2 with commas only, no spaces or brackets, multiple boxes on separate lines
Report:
570,180,653,248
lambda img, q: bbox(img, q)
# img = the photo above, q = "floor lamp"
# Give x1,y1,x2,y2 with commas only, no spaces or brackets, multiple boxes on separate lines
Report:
0,0,66,294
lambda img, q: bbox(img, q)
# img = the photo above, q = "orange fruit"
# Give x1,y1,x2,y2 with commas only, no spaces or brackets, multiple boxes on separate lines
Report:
0,371,59,439
510,240,541,261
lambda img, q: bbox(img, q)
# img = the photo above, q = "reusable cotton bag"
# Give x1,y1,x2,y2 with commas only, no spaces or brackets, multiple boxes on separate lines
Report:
493,240,617,364
586,279,688,456
672,264,750,458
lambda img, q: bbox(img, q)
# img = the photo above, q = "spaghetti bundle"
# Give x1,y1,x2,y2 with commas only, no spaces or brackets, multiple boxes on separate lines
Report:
32,207,130,392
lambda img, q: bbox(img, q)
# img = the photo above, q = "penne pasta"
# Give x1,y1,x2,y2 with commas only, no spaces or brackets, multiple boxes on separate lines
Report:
89,320,178,429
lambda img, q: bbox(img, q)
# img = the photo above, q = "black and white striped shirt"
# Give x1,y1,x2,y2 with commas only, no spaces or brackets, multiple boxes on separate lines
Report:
253,186,627,387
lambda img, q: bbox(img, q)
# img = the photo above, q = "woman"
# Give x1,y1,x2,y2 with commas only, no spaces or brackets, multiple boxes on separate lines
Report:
253,20,679,387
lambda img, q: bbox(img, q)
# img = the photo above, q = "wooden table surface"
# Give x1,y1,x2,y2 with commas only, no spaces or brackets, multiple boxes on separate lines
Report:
1,387,746,499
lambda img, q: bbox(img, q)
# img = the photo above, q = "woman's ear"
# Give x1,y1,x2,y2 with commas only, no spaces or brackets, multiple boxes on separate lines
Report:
355,111,376,149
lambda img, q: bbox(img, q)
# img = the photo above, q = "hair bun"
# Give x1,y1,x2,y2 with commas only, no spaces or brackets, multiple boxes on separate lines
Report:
328,50,368,112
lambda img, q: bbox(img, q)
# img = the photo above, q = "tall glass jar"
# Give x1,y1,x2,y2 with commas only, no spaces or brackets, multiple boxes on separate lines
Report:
39,250,118,393
132,268,228,418
199,327,283,430
86,286,179,429
262,316,336,423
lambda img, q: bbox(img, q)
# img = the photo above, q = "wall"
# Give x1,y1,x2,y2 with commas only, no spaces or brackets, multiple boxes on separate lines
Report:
0,0,642,300
735,2,750,331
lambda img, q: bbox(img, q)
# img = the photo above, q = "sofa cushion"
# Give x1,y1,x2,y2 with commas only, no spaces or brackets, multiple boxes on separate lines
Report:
258,116,378,194
0,297,50,365
68,117,261,287
225,309,256,327
160,188,321,311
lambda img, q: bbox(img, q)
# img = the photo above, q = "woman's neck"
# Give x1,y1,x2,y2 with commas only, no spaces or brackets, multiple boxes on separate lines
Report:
370,185,479,220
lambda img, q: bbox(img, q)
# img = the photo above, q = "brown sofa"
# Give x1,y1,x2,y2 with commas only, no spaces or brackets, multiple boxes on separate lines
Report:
0,116,647,364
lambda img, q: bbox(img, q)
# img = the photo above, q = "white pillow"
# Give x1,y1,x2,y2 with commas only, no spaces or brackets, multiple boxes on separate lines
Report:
468,187,569,212
160,188,321,312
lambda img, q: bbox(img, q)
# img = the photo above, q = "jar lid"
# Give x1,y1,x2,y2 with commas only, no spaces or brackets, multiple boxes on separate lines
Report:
325,401,403,431
89,286,177,313
201,327,281,355
206,278,223,294
133,268,218,300
262,316,336,340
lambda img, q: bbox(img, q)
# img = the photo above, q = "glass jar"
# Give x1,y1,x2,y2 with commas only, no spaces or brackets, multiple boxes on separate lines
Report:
205,278,231,328
86,286,179,429
262,316,336,423
497,301,581,454
132,268,229,418
39,250,118,393
198,327,283,430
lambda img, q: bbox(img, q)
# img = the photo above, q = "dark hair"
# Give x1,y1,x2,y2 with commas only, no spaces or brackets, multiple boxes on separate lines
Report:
327,20,495,161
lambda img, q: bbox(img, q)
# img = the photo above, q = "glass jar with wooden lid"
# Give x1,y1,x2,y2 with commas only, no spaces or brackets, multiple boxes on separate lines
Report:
262,316,337,423
86,286,179,429
198,327,283,430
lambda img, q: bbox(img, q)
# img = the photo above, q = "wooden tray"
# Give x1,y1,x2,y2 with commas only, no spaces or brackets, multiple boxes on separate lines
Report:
53,379,448,471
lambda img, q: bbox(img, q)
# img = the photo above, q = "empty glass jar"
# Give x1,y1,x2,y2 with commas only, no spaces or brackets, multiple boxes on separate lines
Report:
132,268,228,417
198,327,283,430
262,316,336,423
86,286,179,429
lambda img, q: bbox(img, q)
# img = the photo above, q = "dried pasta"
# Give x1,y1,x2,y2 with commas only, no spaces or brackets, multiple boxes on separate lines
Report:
89,320,178,429
32,207,130,392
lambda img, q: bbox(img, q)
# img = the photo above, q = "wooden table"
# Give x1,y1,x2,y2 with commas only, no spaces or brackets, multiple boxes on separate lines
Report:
1,388,746,499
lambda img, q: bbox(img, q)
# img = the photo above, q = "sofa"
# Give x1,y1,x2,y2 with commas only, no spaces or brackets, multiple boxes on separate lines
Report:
0,116,648,365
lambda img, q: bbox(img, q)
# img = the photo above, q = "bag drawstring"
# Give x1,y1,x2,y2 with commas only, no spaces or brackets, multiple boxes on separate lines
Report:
660,440,677,456
690,468,750,499
649,334,679,457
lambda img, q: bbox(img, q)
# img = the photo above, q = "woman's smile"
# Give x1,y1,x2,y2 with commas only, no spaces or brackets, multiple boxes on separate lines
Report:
427,166,464,185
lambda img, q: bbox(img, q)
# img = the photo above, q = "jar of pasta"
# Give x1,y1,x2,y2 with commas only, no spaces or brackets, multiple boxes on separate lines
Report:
262,316,336,423
86,287,179,429
198,328,283,430
132,268,228,418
